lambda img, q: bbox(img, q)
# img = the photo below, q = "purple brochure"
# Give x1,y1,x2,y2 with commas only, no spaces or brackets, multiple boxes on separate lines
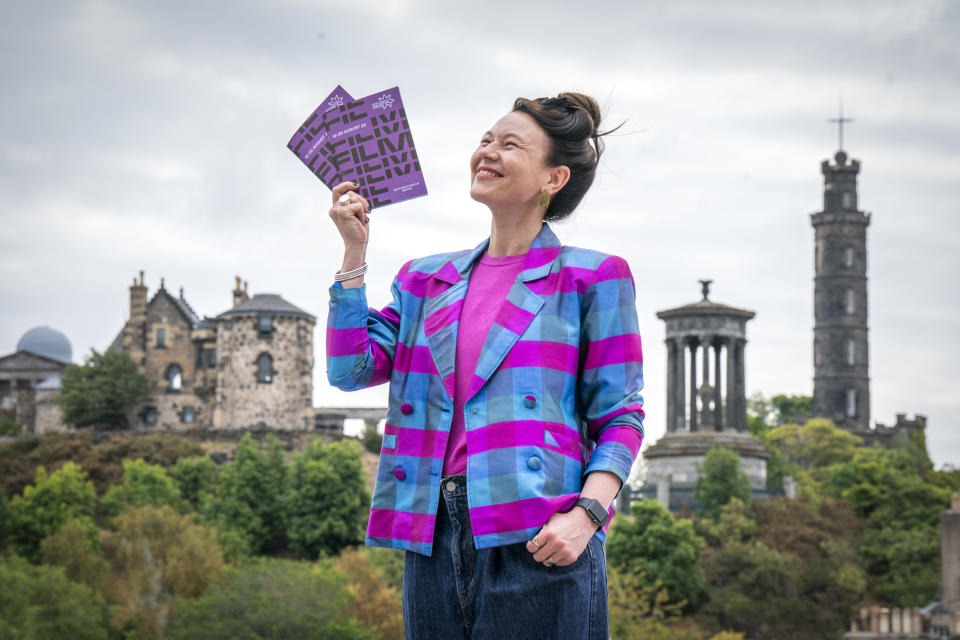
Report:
289,86,428,209
287,85,354,189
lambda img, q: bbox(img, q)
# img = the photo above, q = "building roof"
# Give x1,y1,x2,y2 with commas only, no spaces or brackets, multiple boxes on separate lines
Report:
16,326,72,363
150,285,217,329
656,280,755,320
217,294,315,321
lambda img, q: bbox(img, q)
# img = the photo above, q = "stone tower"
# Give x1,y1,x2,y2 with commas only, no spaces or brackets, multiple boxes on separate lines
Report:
640,282,770,512
811,149,871,431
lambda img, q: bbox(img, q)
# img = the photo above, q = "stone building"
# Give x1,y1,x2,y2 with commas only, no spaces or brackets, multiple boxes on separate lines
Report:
0,326,71,434
808,145,927,445
811,149,872,430
640,281,772,512
111,273,315,431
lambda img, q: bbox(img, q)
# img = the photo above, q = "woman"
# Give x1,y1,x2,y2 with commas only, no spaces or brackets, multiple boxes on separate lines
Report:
326,92,644,639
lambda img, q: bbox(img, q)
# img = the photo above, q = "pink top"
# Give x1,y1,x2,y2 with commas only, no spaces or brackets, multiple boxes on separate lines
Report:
443,251,528,475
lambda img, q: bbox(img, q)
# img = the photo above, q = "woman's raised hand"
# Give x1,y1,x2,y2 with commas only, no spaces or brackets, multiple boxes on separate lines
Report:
329,182,371,251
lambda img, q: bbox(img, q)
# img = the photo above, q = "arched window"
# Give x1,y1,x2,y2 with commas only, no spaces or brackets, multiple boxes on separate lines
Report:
846,389,857,417
842,192,852,209
845,339,855,366
256,353,273,383
845,288,855,315
166,364,182,392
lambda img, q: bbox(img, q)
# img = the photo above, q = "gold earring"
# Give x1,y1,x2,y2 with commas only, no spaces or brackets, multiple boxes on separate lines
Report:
536,189,550,208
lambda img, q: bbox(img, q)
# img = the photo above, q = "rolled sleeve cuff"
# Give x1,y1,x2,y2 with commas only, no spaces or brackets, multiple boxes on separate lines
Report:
583,423,644,491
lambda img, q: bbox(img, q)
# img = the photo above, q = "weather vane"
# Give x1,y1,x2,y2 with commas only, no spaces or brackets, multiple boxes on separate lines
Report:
828,96,854,151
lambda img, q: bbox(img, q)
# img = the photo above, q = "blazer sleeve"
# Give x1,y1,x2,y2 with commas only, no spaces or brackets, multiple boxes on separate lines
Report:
326,263,407,391
578,255,645,486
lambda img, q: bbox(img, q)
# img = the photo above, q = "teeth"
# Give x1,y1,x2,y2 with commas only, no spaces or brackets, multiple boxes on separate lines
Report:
477,169,499,177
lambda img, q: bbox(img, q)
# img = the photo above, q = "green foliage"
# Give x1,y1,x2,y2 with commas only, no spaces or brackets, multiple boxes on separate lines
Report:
103,505,224,638
697,498,756,547
0,491,10,551
0,554,111,640
828,446,948,605
287,439,369,559
607,500,707,608
56,348,149,429
101,458,186,517
165,558,370,640
0,431,204,498
607,564,684,640
766,418,862,471
746,393,812,437
334,548,404,640
0,415,23,435
364,546,404,592
169,456,220,510
694,448,752,519
9,462,97,562
41,518,109,594
361,421,383,454
201,434,288,555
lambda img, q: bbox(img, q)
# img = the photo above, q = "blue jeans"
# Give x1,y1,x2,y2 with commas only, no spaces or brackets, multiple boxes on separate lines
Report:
402,474,608,639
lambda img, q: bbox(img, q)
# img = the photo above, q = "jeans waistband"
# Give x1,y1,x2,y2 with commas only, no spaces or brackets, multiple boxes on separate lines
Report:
441,473,467,498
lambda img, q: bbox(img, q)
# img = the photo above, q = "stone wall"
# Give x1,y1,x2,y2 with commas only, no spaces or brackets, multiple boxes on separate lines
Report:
34,388,67,434
143,292,204,429
214,314,315,430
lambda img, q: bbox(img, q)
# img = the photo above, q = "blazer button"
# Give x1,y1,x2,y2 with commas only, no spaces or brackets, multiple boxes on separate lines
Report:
400,402,414,415
527,456,542,471
393,467,406,481
523,395,537,409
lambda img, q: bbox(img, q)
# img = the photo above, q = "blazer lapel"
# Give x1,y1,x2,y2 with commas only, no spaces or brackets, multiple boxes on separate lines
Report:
423,239,488,400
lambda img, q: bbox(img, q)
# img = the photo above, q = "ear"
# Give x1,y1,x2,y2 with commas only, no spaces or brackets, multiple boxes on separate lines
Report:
546,165,571,195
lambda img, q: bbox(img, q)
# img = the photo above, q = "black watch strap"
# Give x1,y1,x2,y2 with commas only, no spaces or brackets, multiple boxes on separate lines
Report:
574,497,608,529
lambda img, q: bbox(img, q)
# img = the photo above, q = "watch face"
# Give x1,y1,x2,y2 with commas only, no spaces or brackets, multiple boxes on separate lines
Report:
588,501,607,525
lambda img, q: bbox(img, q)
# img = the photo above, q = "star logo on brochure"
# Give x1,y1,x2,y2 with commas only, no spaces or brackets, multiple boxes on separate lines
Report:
326,94,344,111
372,93,395,110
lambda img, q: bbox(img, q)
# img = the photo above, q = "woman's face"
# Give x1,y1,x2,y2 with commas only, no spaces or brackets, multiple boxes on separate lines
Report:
469,111,554,211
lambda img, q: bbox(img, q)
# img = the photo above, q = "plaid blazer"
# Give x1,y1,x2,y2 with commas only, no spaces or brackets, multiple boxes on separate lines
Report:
327,223,644,555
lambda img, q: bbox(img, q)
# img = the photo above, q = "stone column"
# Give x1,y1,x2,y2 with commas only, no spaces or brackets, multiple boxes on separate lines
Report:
736,339,747,430
713,339,723,430
689,339,698,431
725,337,736,430
666,339,676,432
676,338,686,430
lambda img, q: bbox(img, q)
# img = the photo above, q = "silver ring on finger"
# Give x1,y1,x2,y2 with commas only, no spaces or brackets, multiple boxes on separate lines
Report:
337,193,352,205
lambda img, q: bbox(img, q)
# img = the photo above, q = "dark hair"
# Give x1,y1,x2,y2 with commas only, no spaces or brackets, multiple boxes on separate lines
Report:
513,92,612,222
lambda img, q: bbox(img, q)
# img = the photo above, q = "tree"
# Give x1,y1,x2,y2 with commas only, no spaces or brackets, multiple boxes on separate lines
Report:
693,448,752,519
56,348,148,429
361,421,383,454
287,439,369,559
0,555,111,640
8,462,97,562
40,518,109,594
169,455,220,510
0,416,22,436
765,418,862,471
0,491,10,552
607,499,707,608
334,548,404,640
165,558,369,640
103,505,224,638
201,434,288,555
100,458,186,517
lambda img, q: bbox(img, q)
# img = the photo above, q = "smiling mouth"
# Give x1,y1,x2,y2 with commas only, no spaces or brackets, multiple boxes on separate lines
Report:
475,168,502,179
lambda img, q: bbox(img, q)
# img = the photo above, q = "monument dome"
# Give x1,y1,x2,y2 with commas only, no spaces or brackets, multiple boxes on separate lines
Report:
16,326,72,364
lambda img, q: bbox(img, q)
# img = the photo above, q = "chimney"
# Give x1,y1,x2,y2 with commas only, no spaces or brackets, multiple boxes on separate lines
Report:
232,276,248,307
124,270,148,356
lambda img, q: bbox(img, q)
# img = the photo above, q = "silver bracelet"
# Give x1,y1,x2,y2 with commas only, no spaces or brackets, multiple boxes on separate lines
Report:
334,263,368,282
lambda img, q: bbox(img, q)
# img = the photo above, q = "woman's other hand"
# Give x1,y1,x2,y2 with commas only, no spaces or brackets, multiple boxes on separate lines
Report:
525,508,596,567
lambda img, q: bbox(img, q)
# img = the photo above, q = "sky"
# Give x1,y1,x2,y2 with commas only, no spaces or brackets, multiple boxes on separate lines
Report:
2,0,958,466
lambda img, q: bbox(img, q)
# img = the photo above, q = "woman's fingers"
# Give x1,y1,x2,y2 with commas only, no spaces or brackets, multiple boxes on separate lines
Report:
331,182,371,213
331,181,358,205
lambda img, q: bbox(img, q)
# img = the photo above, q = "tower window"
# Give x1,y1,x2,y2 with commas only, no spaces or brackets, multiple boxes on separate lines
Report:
845,288,855,315
258,315,274,336
845,247,854,268
256,353,273,383
166,364,183,392
143,406,158,424
207,348,217,368
842,192,852,209
845,339,855,366
846,390,857,417
182,406,195,424
156,328,166,348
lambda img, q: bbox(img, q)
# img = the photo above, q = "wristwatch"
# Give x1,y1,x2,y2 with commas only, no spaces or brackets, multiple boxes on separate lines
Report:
574,498,609,529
